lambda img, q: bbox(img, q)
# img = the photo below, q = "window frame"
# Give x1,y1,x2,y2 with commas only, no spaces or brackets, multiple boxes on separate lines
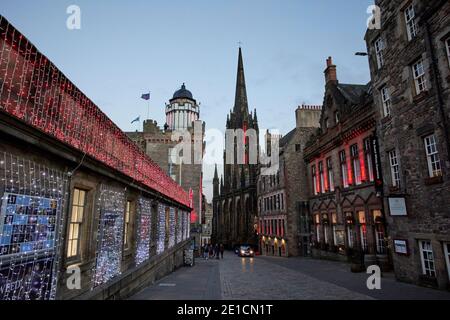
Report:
364,138,375,182
340,150,349,188
388,149,400,187
424,134,442,178
404,4,418,41
323,224,329,245
312,164,318,195
444,243,450,281
331,213,337,246
347,224,354,248
316,223,321,243
67,188,87,260
123,200,132,250
419,240,436,277
380,86,391,117
326,157,335,192
350,144,362,185
335,111,340,124
319,161,325,193
374,37,385,69
412,59,427,95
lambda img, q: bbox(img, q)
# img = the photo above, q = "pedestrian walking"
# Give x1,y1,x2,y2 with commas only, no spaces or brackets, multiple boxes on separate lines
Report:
204,244,209,260
215,244,219,259
220,243,224,259
209,243,213,258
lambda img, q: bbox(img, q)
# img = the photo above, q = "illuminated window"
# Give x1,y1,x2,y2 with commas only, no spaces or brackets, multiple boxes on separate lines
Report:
358,211,367,252
389,150,400,187
419,240,436,277
412,59,427,95
373,210,386,254
124,200,132,248
364,139,374,182
347,225,354,248
381,86,391,117
444,243,450,281
327,157,335,192
319,161,325,193
351,144,362,185
331,213,337,245
424,134,442,178
324,224,329,244
405,4,418,41
312,165,318,195
374,37,385,69
340,151,349,188
67,188,86,258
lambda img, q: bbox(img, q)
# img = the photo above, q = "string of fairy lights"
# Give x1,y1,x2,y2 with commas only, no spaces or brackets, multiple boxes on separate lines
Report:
135,197,152,266
92,185,125,287
0,152,68,300
156,204,166,255
168,207,176,248
176,209,182,244
0,17,189,208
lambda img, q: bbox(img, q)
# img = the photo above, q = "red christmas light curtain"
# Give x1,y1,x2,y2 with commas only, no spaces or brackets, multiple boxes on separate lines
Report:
0,16,190,207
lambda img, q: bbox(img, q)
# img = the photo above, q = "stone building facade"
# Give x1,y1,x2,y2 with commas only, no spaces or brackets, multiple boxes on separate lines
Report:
365,0,450,289
212,48,259,248
201,196,213,246
304,57,388,269
127,84,205,226
0,16,191,300
257,105,320,257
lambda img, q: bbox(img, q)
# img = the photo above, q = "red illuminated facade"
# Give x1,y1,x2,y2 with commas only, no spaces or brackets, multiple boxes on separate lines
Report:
304,57,388,269
0,16,189,208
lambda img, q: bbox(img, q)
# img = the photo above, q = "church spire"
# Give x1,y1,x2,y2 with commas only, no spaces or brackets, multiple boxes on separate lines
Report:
233,47,249,123
213,164,218,180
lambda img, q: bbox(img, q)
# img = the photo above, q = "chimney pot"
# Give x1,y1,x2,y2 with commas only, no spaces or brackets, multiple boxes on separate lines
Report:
325,56,337,83
327,56,333,67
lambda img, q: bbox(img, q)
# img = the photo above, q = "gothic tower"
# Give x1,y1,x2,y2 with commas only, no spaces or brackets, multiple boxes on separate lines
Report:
213,47,259,248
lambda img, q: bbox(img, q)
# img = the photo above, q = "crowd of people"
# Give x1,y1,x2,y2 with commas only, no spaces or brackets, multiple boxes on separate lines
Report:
201,243,224,260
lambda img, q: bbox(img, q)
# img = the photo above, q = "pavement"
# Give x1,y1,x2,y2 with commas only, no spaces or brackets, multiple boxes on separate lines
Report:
130,251,450,300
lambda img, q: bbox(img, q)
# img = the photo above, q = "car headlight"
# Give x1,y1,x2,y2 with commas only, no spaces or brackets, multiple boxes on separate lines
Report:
250,251,254,254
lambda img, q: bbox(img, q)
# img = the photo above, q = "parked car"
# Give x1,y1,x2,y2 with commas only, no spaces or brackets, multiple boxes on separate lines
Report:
238,245,254,257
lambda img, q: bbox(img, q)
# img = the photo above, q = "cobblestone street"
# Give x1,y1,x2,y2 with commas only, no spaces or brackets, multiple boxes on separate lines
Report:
130,252,450,300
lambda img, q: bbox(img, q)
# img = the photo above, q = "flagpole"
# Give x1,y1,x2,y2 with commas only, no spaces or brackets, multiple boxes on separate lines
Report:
147,91,150,120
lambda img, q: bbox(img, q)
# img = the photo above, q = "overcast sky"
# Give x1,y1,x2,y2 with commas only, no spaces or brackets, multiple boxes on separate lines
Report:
2,0,373,201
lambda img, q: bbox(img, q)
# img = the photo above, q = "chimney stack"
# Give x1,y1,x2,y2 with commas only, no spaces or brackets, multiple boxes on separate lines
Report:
324,56,337,84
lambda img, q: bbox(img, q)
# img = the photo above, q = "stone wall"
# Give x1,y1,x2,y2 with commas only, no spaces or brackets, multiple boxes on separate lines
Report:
72,241,189,300
0,112,192,300
366,0,450,289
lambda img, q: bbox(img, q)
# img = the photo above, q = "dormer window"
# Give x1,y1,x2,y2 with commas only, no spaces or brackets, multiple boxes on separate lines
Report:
335,111,340,124
325,118,329,129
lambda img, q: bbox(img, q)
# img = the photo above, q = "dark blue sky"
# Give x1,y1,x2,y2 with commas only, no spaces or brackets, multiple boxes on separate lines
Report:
2,0,374,200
